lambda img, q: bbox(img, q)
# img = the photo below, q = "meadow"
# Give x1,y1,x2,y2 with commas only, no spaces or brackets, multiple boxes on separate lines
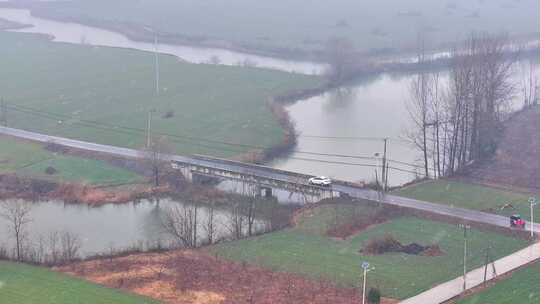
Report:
0,31,320,158
0,135,141,185
212,202,529,299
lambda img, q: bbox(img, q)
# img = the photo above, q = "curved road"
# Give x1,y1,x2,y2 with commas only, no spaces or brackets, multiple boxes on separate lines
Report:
1,126,538,232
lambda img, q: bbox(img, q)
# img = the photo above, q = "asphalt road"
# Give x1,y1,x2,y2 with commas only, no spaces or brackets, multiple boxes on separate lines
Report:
2,126,539,232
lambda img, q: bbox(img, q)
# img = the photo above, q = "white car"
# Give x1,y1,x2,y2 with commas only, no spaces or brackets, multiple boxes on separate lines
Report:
308,176,332,187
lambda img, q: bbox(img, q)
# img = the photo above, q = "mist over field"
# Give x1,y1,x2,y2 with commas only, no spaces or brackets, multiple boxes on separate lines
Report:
20,0,540,54
1,1,540,304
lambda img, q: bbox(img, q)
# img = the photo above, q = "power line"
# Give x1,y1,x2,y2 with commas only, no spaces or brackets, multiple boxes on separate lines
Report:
6,103,430,173
6,104,385,161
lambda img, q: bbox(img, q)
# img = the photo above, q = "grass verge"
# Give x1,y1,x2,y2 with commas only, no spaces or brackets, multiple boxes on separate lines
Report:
457,260,540,304
395,180,538,222
0,261,159,304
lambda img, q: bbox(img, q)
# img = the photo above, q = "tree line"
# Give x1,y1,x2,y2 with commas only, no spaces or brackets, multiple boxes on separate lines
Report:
408,33,537,179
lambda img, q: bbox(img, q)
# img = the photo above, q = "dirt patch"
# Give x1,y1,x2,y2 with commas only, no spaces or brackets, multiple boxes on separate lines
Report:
55,250,377,304
362,234,444,256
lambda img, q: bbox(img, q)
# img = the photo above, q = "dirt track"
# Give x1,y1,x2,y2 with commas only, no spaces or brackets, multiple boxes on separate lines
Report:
465,105,540,192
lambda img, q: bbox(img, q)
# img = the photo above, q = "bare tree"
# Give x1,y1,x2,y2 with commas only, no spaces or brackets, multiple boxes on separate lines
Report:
325,37,358,83
228,202,245,240
60,231,82,263
521,59,539,108
161,205,199,248
47,231,61,265
407,35,435,178
0,200,32,261
203,201,216,245
140,136,172,187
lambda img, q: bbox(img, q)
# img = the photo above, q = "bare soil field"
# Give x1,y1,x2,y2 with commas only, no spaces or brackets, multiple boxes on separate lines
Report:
464,105,540,193
56,250,398,304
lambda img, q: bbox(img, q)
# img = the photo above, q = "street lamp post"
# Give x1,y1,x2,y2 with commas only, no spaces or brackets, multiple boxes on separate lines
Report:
529,197,538,239
361,262,370,304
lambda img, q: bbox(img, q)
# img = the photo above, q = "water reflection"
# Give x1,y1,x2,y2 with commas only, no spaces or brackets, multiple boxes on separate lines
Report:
0,198,267,256
274,74,418,186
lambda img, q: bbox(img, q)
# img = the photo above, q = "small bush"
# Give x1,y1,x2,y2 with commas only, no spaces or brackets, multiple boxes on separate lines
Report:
363,234,402,255
45,166,58,175
368,288,381,304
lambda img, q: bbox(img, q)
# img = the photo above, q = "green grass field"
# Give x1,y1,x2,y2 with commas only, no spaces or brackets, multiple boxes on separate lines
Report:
0,135,142,185
20,0,540,55
0,261,159,304
212,203,529,299
395,180,539,222
0,31,320,158
458,260,540,304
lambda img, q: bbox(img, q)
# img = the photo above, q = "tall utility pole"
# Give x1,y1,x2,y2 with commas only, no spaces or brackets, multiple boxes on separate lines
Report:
154,35,160,96
460,224,471,291
146,109,155,148
381,138,388,191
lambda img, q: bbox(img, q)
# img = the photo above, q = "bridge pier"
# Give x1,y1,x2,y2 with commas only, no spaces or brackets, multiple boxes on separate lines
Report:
259,186,273,198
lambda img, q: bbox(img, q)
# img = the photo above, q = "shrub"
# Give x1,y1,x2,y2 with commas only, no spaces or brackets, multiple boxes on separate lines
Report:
368,288,381,304
45,166,58,175
363,234,402,255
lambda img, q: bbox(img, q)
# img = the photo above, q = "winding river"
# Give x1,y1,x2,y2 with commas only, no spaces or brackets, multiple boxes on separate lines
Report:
0,7,538,256
0,7,424,186
0,8,537,187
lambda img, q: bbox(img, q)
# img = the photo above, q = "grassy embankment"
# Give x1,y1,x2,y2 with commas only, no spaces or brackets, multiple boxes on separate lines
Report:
0,31,320,158
15,0,540,56
457,260,540,304
212,202,529,299
0,135,141,186
395,180,539,222
0,261,159,304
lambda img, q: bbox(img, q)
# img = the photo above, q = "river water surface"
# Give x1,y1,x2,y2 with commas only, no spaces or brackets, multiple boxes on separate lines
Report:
0,198,267,256
0,8,326,75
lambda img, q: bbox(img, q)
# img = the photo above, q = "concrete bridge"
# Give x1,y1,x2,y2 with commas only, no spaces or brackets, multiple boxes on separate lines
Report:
171,155,341,200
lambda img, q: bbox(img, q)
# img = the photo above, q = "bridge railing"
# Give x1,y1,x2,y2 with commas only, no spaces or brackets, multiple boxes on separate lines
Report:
187,155,366,189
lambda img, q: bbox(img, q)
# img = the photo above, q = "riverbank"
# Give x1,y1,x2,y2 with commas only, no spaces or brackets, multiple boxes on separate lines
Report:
0,17,29,30
0,1,320,62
